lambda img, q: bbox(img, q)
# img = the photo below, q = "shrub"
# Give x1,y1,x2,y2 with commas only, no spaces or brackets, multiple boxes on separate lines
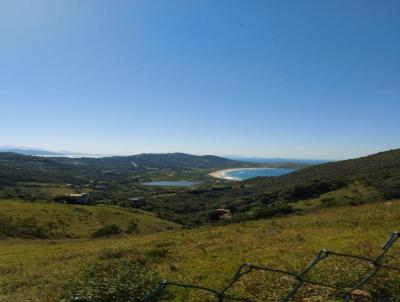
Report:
251,203,294,219
97,247,140,260
69,259,158,302
91,224,122,238
146,247,169,259
0,216,50,239
320,196,337,207
126,220,139,234
155,240,175,248
208,210,221,221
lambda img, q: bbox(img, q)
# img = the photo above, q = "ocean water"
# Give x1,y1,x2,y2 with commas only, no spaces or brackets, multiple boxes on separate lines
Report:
223,168,294,181
142,181,201,187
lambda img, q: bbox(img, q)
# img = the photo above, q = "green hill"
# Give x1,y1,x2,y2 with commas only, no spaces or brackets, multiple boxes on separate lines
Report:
56,152,251,170
0,199,180,239
0,152,252,187
146,149,400,225
0,200,399,301
245,148,400,196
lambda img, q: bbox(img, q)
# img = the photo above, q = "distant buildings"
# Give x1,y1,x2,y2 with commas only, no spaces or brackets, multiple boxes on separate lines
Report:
94,184,108,190
93,181,109,190
65,193,90,205
128,197,145,208
216,205,232,220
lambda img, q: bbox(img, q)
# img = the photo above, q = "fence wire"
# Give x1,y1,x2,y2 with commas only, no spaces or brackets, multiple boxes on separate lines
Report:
141,231,400,302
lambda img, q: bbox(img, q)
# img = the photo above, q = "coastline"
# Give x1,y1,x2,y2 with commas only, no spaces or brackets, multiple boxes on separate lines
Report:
209,167,272,180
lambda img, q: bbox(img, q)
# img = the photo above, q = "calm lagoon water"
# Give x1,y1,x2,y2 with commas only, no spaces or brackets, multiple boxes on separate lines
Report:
142,181,201,187
224,168,294,181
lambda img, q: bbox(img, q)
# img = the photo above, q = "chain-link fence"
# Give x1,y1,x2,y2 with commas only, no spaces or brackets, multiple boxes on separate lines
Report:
141,231,400,302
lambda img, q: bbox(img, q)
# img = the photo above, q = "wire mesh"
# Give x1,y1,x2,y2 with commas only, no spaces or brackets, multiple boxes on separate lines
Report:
141,231,400,302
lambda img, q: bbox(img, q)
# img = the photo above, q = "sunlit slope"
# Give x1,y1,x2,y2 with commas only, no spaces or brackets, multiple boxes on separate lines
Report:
0,199,180,238
0,200,399,301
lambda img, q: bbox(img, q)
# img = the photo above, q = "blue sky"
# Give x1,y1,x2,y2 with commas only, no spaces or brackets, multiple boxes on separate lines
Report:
1,0,399,159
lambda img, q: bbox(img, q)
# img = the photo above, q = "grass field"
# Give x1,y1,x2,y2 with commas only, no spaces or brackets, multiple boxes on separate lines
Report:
0,200,180,239
16,182,82,196
0,200,399,301
293,181,382,211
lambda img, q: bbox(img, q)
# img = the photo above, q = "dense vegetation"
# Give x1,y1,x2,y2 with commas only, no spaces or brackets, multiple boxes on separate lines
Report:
0,149,399,226
0,201,399,301
0,152,256,203
0,152,251,186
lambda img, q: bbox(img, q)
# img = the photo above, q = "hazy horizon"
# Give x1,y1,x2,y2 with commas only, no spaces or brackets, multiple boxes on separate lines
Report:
1,1,399,159
1,143,396,161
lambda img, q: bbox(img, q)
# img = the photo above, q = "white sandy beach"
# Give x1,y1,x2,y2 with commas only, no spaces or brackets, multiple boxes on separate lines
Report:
209,167,272,180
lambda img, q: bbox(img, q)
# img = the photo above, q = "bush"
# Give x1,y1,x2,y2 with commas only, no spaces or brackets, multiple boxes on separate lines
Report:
126,220,139,234
251,203,294,219
286,181,345,201
0,216,50,239
69,259,158,302
320,196,337,207
146,247,169,259
97,247,140,260
208,210,221,221
91,224,122,238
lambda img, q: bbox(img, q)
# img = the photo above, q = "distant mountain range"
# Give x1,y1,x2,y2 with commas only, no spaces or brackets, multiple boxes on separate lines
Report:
0,146,328,165
0,146,67,156
0,146,101,157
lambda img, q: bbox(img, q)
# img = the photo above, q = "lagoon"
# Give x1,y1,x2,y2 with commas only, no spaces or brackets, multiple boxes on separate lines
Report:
216,168,295,181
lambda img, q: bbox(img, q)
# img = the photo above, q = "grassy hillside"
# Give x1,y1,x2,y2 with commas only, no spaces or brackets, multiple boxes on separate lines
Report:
0,200,180,239
293,181,382,210
0,200,399,301
147,149,400,225
245,148,400,195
